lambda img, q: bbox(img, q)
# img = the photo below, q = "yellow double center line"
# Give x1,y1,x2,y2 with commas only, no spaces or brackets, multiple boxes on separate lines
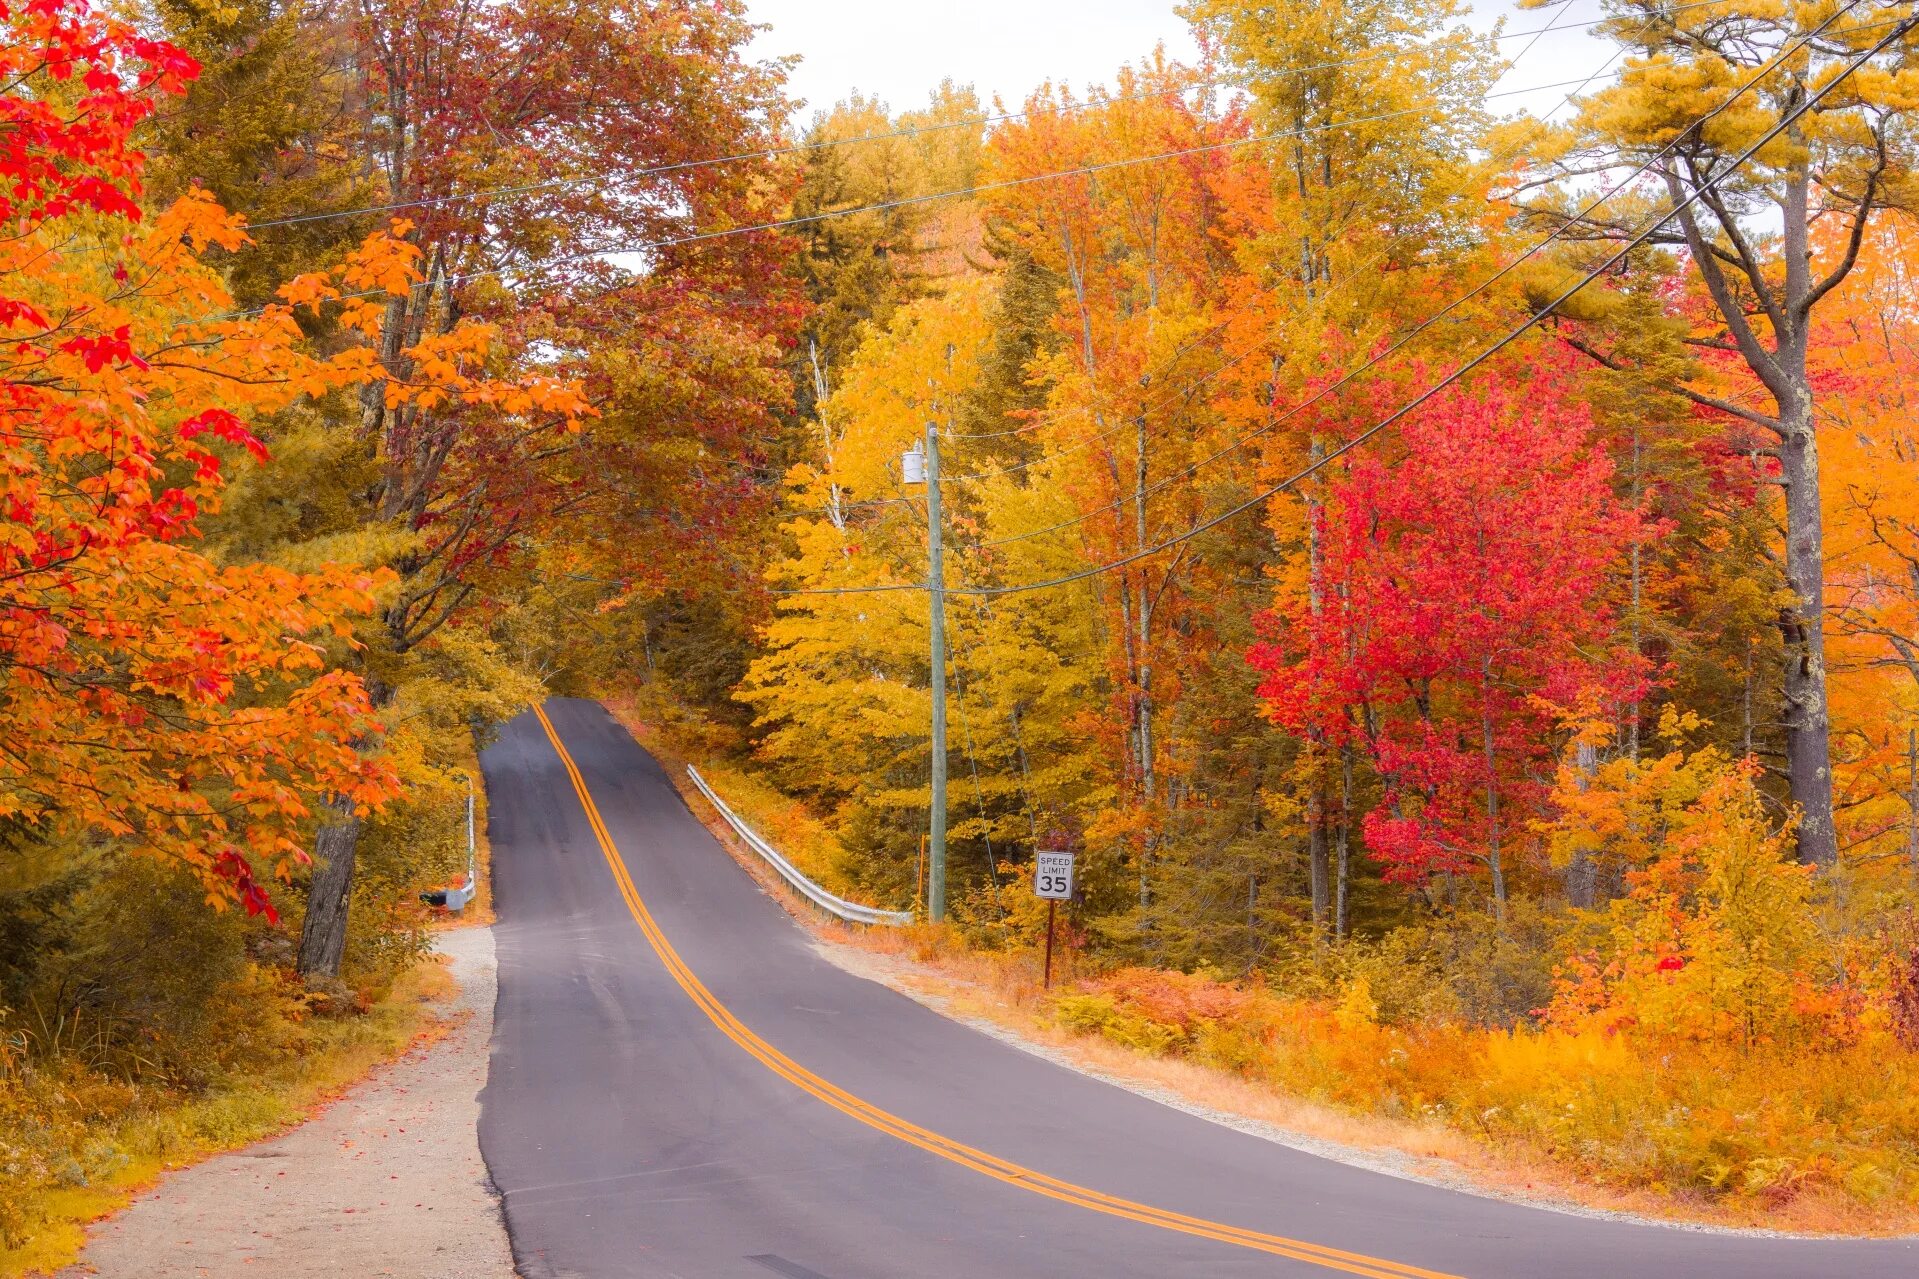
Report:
534,704,1463,1279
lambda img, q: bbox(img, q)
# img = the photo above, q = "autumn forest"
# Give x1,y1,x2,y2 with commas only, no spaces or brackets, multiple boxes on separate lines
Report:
5,0,1919,1260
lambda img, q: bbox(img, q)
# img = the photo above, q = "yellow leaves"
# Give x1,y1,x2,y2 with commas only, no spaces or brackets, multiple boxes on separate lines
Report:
816,278,996,501
1546,753,1826,1050
1543,711,1722,872
1333,976,1380,1031
1567,0,1915,178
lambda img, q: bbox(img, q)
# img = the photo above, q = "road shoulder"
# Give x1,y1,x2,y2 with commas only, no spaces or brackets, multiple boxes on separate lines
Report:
55,928,515,1279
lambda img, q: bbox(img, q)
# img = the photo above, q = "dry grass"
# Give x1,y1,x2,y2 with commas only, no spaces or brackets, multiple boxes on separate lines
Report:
1,958,455,1278
819,930,1919,1236
608,697,1919,1239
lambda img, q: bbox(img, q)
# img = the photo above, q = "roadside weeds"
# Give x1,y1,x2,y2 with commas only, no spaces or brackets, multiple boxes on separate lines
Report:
3,960,455,1279
621,700,1919,1241
47,928,511,1279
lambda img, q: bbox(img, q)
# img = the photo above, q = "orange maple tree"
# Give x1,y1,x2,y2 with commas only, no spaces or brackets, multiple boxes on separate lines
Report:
0,0,588,918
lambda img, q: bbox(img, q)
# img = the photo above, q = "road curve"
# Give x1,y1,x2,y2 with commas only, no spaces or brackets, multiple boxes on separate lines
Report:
477,699,1915,1278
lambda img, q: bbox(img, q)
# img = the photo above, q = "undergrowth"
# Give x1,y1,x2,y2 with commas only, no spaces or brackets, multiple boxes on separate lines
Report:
619,696,1919,1233
0,957,448,1277
843,924,1919,1233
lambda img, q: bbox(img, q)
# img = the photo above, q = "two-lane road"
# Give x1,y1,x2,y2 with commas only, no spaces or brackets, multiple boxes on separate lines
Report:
477,700,1915,1277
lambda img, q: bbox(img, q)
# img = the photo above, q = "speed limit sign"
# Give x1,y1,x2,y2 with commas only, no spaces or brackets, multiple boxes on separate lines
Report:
1034,850,1074,900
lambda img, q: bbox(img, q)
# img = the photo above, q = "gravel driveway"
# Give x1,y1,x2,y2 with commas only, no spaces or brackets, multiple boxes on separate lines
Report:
59,927,515,1279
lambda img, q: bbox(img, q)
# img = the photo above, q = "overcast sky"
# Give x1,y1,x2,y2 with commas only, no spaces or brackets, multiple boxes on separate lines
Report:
746,0,1620,127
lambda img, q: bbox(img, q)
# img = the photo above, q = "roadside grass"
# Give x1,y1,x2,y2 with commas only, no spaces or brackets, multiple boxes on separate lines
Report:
0,958,454,1278
827,926,1919,1236
608,694,847,890
0,732,491,1278
610,697,1919,1238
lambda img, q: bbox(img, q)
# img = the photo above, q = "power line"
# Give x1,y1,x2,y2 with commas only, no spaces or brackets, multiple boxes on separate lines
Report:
773,3,1910,602
238,2,1723,236
956,1,1879,548
452,73,1621,284
192,68,1622,327
939,0,1602,449
185,4,1765,330
921,6,1918,599
934,54,1626,483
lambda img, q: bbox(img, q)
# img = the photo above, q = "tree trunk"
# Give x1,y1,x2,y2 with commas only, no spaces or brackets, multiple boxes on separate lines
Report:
1779,393,1838,866
1334,746,1353,940
1906,727,1918,887
1481,665,1506,917
1308,805,1330,938
1659,150,1843,868
1566,740,1598,909
1305,436,1329,936
297,797,364,978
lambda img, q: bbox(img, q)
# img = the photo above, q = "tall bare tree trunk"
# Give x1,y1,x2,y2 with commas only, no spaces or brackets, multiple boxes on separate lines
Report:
1334,746,1353,939
1566,739,1598,909
1658,141,1844,867
1481,661,1506,918
1778,388,1837,865
1906,727,1919,887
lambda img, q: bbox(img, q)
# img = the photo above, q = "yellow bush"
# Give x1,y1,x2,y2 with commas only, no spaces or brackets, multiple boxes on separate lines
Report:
1052,992,1183,1055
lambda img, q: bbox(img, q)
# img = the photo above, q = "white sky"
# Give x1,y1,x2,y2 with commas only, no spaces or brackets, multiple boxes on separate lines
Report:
746,0,1620,127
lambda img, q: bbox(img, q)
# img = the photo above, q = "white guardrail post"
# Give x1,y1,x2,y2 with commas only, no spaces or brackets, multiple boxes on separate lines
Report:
685,766,913,927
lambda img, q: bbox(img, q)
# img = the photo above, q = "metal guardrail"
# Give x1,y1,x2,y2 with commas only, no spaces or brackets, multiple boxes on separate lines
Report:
685,765,914,927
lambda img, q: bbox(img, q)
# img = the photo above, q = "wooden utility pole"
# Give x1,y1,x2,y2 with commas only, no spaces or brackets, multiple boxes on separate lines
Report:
926,423,948,923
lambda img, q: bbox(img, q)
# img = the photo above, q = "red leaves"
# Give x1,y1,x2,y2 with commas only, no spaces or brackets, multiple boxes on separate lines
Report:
125,34,198,91
58,174,143,220
1253,358,1651,887
0,0,191,235
59,325,147,372
0,297,48,329
216,849,280,925
179,408,269,461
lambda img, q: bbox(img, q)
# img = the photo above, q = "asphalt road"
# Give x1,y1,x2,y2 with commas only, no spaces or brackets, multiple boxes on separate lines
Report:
477,699,1916,1278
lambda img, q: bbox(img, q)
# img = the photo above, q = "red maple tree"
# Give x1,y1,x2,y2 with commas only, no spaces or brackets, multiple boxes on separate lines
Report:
1251,362,1649,903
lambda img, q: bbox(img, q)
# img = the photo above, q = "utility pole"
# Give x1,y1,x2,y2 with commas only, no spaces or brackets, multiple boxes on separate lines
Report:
927,423,948,922
907,423,949,922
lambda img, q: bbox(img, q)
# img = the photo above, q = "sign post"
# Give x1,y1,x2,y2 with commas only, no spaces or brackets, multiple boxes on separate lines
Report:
1033,850,1074,989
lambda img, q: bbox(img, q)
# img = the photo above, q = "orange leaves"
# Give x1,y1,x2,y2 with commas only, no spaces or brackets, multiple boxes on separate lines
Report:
1542,753,1840,1050
0,0,405,914
271,223,596,430
150,185,251,253
337,219,423,300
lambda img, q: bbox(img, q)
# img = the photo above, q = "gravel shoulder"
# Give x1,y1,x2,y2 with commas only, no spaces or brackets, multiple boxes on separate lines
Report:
57,928,515,1279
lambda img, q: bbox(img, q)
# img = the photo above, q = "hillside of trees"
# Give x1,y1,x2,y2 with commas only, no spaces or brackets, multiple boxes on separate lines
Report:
4,0,1919,1252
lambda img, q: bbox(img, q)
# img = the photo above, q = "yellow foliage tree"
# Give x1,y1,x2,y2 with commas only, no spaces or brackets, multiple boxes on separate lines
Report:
1549,754,1826,1049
